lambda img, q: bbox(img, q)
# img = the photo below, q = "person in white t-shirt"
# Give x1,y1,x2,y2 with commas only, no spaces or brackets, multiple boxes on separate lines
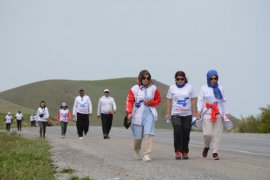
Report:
30,113,37,127
15,110,23,131
197,70,229,160
5,112,13,132
73,88,92,140
97,89,117,139
57,102,71,138
165,71,197,160
36,100,49,138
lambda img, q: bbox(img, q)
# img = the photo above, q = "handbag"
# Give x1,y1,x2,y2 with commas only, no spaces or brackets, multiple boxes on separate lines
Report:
123,115,131,129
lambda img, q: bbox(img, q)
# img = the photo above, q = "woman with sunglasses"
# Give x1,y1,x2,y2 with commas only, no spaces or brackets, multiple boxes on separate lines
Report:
126,70,161,162
197,70,229,160
165,71,197,160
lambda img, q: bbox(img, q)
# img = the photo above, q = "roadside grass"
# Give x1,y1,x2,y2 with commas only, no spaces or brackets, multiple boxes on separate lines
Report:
68,176,92,180
0,131,55,180
59,167,75,174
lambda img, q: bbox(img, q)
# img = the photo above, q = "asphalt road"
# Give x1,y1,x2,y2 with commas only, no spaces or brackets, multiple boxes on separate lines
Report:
17,126,270,180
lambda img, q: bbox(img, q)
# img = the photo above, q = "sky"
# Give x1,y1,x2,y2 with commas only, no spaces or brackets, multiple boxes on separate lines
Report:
0,0,269,118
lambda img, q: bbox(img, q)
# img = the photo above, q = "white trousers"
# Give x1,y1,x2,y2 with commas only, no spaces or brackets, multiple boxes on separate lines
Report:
202,118,223,153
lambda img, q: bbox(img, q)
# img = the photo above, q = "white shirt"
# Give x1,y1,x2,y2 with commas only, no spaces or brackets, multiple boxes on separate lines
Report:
97,96,116,115
58,109,70,122
73,95,92,115
36,107,49,122
15,113,23,120
5,115,12,123
30,115,36,121
197,84,228,119
167,83,195,116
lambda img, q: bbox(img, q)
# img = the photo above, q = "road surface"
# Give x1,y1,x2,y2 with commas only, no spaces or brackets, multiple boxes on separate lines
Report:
17,126,270,180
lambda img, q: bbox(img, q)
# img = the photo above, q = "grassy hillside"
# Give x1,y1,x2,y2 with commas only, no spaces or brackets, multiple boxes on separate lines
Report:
0,78,170,128
0,98,34,114
0,78,239,129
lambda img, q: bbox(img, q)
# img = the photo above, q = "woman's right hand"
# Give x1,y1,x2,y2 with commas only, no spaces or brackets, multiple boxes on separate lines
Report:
127,113,132,121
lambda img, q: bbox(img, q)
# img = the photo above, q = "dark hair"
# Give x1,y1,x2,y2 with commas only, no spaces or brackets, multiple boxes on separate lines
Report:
40,100,46,107
175,71,188,83
138,70,151,85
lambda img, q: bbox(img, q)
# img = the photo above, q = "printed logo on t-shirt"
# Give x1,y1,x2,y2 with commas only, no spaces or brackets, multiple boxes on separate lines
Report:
177,97,189,107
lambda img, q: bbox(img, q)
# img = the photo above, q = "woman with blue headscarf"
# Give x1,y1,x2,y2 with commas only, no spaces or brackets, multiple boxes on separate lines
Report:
197,70,229,160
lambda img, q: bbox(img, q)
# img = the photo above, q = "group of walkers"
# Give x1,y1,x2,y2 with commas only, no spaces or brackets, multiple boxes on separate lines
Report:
4,111,24,131
3,69,230,161
126,69,229,162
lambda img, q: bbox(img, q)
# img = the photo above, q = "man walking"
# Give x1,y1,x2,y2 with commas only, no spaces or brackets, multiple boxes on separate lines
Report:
97,89,117,139
73,88,92,140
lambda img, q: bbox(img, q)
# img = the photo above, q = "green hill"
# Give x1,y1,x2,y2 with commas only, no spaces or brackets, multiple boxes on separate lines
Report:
0,98,34,114
0,78,170,128
0,78,239,129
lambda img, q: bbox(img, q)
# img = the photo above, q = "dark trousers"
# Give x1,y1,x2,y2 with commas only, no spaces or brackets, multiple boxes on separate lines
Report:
101,114,113,136
60,121,68,136
6,123,11,131
171,115,192,153
31,121,36,127
76,113,89,137
17,120,22,131
39,121,47,138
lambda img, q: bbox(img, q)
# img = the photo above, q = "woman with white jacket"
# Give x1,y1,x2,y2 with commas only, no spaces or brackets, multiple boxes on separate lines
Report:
126,70,161,162
37,100,49,138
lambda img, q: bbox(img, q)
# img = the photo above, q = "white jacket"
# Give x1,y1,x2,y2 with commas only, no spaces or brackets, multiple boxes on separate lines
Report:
73,95,92,115
36,107,49,122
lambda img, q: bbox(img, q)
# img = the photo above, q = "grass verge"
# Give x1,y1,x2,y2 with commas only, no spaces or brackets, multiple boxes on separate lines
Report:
0,131,55,179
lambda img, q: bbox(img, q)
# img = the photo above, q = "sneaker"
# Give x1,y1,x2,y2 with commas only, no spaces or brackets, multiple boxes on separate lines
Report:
79,137,83,140
104,134,107,139
213,153,220,160
202,147,210,158
182,153,189,160
143,155,151,162
134,151,141,160
62,135,65,138
107,135,110,139
175,152,182,160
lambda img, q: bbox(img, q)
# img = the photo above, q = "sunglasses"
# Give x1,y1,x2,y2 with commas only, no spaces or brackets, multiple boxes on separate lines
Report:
142,76,150,80
176,77,185,81
210,77,217,80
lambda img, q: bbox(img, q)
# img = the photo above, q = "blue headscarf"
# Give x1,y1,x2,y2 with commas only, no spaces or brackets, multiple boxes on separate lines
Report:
175,82,186,88
207,70,223,100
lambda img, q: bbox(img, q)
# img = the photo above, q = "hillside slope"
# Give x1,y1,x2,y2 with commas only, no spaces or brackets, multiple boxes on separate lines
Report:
0,78,169,128
0,98,34,114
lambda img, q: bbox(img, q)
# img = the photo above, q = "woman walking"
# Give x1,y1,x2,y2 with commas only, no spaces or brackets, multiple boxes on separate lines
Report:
165,71,197,160
37,100,49,138
126,70,161,162
197,70,229,160
57,102,71,138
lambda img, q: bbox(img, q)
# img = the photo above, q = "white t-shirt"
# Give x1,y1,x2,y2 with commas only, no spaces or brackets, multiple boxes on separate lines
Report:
166,83,195,116
15,113,23,120
58,109,70,122
73,95,92,115
5,115,12,123
97,96,116,115
30,115,36,121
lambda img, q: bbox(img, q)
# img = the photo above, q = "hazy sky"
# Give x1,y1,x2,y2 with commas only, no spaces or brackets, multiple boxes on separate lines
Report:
0,0,269,118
